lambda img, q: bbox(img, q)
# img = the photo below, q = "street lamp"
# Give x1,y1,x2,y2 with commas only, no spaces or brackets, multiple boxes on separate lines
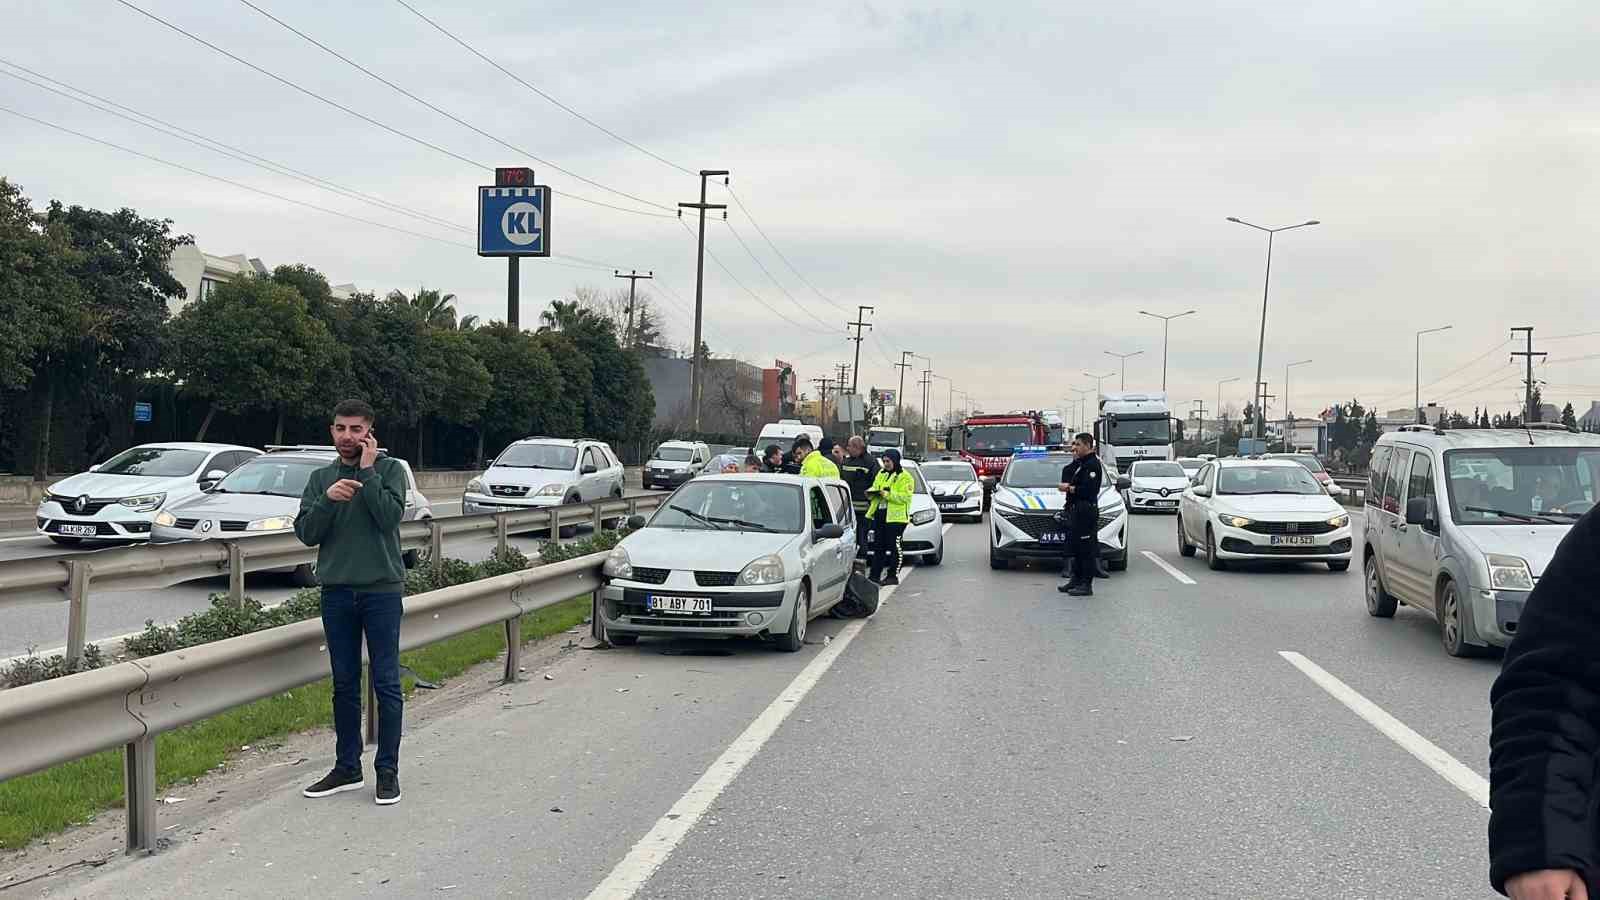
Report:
1227,216,1320,442
1104,350,1145,390
1137,309,1197,391
1083,371,1114,397
1284,359,1313,451
1216,376,1241,454
1416,325,1452,423
1071,387,1095,435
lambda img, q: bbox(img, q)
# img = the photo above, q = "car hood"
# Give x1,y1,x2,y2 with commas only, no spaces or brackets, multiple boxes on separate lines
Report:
1457,525,1571,579
1212,493,1343,517
165,490,297,519
1132,476,1191,493
481,467,578,490
621,526,798,570
47,471,201,502
928,479,981,496
994,485,1123,511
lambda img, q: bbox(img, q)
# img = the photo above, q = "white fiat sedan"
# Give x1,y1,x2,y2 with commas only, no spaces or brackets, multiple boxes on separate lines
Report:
598,474,856,652
1177,458,1353,572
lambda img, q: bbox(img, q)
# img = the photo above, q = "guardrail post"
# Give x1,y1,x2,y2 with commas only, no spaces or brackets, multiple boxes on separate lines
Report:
592,503,604,534
64,559,91,667
227,542,246,609
548,507,560,543
502,614,522,684
123,734,157,854
429,519,443,565
495,512,509,558
365,665,378,746
626,498,638,518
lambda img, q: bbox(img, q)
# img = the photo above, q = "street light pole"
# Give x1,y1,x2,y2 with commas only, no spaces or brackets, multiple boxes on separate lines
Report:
1227,216,1320,442
1083,371,1114,397
1104,350,1145,390
1284,359,1313,452
1138,309,1197,391
1216,376,1241,455
1415,325,1453,423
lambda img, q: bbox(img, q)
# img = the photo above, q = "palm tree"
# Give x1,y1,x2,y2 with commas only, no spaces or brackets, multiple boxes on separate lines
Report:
389,287,458,328
457,314,479,331
538,299,600,333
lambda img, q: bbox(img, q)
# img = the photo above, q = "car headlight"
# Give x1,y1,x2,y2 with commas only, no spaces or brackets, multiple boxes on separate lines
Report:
536,483,566,496
246,515,296,531
601,546,633,579
1218,514,1252,528
465,477,484,494
154,511,178,527
119,493,166,512
738,553,785,585
910,509,937,525
1326,514,1350,528
1488,554,1535,591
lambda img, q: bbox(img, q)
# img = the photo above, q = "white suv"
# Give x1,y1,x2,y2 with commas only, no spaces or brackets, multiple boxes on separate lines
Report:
463,438,625,515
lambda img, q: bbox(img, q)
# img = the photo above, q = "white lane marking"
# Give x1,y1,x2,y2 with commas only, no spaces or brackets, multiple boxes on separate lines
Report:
1278,650,1489,809
0,535,45,544
1141,550,1196,585
588,530,943,899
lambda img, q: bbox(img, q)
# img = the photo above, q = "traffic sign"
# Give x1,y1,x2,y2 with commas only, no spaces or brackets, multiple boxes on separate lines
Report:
478,185,551,257
133,402,152,423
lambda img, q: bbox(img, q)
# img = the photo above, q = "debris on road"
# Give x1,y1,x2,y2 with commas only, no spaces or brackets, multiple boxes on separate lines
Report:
1170,735,1195,742
543,673,555,681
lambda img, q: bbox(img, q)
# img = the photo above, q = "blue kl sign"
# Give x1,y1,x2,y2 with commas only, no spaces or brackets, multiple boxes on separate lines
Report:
133,402,152,423
477,185,551,257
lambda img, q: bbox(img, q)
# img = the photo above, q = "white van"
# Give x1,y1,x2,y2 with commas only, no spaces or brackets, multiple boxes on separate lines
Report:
755,419,824,453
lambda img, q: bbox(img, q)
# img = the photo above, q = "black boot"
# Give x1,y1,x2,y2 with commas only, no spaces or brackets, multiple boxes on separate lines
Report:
1066,580,1093,596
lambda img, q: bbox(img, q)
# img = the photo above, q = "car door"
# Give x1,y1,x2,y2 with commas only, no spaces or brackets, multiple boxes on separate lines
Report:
826,484,857,603
581,447,606,499
605,445,625,494
1391,450,1441,613
805,485,846,610
1182,463,1213,543
1377,446,1416,603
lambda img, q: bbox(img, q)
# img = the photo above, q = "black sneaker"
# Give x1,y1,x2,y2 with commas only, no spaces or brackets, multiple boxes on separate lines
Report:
375,770,401,806
303,768,364,798
1066,583,1093,597
881,575,900,586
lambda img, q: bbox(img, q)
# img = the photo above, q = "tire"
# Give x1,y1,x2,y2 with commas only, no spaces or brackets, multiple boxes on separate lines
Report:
558,496,580,539
291,562,319,587
1327,560,1350,572
988,544,1008,570
775,584,808,652
603,489,625,530
1177,516,1197,557
1206,526,1227,571
1108,550,1128,572
1438,578,1484,658
925,539,944,567
609,634,639,646
1364,555,1397,618
49,536,82,546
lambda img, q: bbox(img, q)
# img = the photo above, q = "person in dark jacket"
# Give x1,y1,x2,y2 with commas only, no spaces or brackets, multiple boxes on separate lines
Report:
1489,505,1600,899
762,444,786,473
294,399,407,807
1056,432,1104,597
839,436,881,512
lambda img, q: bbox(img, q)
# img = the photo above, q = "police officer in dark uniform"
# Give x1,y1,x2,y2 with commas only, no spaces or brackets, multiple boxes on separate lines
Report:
1057,432,1104,596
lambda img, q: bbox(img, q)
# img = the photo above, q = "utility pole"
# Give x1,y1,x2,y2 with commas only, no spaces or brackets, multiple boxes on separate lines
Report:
1510,327,1546,423
918,366,934,459
679,169,729,431
835,362,851,431
895,350,915,427
811,377,833,427
1192,400,1208,444
612,269,653,349
846,307,873,436
1256,382,1277,450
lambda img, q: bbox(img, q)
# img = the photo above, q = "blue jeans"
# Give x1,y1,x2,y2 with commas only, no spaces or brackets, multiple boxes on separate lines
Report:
320,588,404,774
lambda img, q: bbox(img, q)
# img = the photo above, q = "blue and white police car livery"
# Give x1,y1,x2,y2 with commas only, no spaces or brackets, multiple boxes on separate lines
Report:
987,449,1129,571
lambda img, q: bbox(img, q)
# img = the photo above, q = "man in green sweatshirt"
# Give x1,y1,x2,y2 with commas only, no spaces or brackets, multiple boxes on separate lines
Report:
295,399,408,806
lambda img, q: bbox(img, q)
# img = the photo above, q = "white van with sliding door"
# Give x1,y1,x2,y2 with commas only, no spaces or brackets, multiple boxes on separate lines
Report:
754,420,824,453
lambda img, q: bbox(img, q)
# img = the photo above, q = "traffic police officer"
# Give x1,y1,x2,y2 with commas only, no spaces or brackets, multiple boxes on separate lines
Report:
1057,432,1104,596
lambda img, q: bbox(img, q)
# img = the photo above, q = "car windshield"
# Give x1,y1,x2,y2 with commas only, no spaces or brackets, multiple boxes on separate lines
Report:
903,466,930,494
648,481,803,533
1002,456,1071,488
867,431,902,447
967,425,1033,451
1272,454,1326,473
215,458,324,497
1217,465,1324,495
1132,462,1185,478
1444,447,1600,524
922,463,978,481
496,443,578,470
652,447,694,462
96,447,209,477
1105,417,1171,445
1177,459,1203,472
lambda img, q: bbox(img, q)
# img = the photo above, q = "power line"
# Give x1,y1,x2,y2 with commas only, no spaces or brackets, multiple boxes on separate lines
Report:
1368,338,1512,408
674,218,835,336
392,0,694,177
714,218,837,331
112,0,675,219
722,184,849,313
236,0,674,214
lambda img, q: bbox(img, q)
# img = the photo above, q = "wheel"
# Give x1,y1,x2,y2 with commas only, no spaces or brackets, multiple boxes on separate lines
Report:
609,634,639,646
1364,555,1397,618
988,544,1009,570
291,562,319,587
1205,526,1227,571
603,489,625,530
1438,579,1484,657
558,496,580,539
775,584,808,652
1327,560,1350,572
49,536,82,546
1177,516,1197,557
1107,550,1128,572
924,539,944,566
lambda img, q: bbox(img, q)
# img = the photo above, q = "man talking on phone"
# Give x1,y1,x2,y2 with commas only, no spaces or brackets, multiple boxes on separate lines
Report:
295,399,408,806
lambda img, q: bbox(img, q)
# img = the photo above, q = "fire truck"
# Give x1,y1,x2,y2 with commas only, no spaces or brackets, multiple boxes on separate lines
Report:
951,411,1049,494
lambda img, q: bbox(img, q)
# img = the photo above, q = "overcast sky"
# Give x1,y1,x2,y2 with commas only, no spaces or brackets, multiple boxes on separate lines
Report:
5,0,1597,425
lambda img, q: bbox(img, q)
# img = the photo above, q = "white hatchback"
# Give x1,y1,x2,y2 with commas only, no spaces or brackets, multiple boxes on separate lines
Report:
1126,460,1192,514
1177,458,1353,571
36,442,260,545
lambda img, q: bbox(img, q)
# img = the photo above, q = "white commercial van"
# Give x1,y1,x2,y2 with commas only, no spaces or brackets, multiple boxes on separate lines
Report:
754,419,824,452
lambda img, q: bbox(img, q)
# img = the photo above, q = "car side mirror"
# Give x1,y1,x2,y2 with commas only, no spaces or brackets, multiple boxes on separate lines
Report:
1115,475,1132,491
626,514,647,529
88,464,101,472
205,469,227,482
1405,497,1434,529
1192,484,1212,498
581,464,598,475
813,523,845,541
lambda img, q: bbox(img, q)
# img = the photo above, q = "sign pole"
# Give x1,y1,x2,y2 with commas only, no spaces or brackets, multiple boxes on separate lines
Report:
507,257,520,330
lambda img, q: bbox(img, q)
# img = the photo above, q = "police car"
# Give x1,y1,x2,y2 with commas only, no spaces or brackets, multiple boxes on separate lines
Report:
988,447,1130,571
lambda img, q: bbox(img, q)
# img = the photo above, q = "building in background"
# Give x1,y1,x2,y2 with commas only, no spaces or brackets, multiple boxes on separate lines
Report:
761,360,797,422
165,243,355,315
639,346,763,435
1578,402,1600,431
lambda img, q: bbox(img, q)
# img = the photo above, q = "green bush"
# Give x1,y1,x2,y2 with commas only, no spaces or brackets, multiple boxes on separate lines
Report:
124,620,181,657
1,643,105,688
539,527,628,565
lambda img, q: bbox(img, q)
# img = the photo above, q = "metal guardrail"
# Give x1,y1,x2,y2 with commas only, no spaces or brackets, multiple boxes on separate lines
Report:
1332,476,1369,506
0,495,664,666
0,550,610,855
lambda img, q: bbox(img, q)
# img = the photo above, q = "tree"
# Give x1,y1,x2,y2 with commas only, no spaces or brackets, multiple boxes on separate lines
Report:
411,327,490,466
390,287,459,329
538,299,605,333
1361,411,1380,446
0,179,84,390
466,324,562,462
1530,386,1544,422
1562,403,1578,429
166,276,343,441
271,264,338,321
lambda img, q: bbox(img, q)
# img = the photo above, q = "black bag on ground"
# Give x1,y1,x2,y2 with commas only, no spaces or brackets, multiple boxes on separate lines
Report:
834,570,881,618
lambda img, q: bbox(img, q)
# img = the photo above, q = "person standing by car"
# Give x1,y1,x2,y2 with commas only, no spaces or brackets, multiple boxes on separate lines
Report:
294,399,408,807
744,452,763,473
762,444,786,474
798,436,841,479
865,449,914,585
1489,506,1600,899
840,436,880,558
1057,432,1104,597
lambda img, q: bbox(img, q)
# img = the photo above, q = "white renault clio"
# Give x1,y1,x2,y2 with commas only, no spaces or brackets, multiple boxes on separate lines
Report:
1177,457,1353,571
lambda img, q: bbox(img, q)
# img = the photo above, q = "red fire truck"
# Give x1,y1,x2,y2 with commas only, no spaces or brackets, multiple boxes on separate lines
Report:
951,411,1049,493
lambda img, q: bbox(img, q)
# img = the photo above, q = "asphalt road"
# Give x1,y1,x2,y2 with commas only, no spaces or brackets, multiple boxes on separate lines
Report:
21,510,1502,898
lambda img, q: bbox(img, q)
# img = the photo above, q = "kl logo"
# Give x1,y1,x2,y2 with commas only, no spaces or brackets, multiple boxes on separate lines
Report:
501,201,542,247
